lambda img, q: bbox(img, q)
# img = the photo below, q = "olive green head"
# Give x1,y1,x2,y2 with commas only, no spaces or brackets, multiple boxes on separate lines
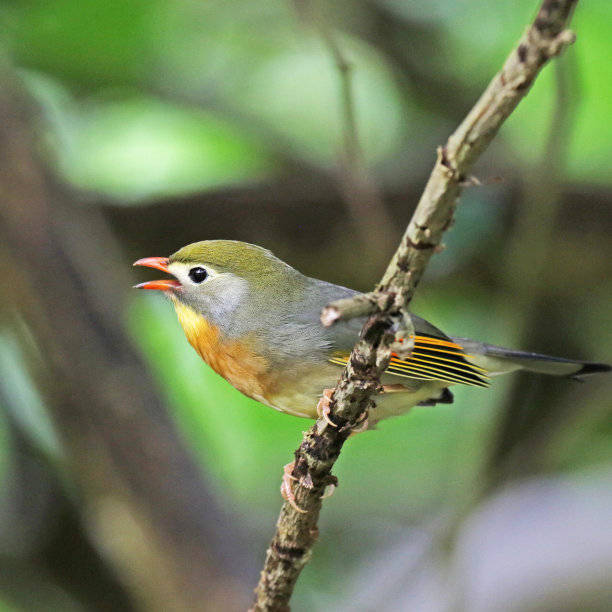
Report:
169,240,294,281
135,239,360,360
166,240,307,335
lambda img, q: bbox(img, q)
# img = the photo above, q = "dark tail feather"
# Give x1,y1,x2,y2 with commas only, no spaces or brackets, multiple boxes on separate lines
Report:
453,337,611,380
571,361,612,380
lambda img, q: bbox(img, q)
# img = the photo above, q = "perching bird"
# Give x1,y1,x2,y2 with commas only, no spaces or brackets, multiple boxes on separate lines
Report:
134,240,610,430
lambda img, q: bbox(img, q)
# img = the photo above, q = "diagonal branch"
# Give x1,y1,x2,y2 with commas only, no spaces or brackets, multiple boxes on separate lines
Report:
251,1,578,610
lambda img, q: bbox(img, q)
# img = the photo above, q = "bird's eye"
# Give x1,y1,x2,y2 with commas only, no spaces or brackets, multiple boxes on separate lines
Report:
188,267,208,283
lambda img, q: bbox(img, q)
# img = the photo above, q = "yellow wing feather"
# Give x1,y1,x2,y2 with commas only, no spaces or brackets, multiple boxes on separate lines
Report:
329,334,489,388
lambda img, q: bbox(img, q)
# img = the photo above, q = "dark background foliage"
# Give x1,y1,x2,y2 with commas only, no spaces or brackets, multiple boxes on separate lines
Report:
0,1,610,610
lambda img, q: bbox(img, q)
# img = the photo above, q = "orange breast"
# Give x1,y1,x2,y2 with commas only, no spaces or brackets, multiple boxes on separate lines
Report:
171,300,273,401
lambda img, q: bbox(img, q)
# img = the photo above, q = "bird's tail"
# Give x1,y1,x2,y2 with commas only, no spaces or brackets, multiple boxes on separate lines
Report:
453,337,611,380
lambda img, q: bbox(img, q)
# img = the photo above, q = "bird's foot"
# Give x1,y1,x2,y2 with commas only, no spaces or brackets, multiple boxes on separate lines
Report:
280,462,307,513
316,388,338,428
317,389,369,432
281,462,339,512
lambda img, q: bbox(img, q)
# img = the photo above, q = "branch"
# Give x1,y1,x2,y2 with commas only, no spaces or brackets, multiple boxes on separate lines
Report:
319,291,392,327
251,1,578,610
322,0,577,326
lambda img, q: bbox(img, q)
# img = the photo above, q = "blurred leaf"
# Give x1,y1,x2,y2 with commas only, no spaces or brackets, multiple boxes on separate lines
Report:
9,1,411,171
149,2,419,168
503,2,612,184
240,34,408,166
386,0,612,185
0,598,19,612
384,0,535,80
555,2,612,184
6,0,155,87
63,98,274,201
148,1,297,97
24,72,275,201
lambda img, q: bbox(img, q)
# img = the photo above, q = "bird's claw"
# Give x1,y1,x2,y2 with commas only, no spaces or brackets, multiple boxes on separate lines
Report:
280,462,338,512
281,462,307,513
317,390,370,433
316,388,338,428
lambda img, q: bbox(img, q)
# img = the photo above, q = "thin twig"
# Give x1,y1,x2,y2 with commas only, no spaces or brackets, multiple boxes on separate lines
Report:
303,0,396,257
319,291,390,327
251,1,578,610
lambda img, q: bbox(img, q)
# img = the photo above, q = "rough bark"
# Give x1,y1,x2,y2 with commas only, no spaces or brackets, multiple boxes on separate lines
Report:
251,1,579,610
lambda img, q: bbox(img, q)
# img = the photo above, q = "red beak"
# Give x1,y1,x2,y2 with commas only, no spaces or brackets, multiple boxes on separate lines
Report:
133,257,181,291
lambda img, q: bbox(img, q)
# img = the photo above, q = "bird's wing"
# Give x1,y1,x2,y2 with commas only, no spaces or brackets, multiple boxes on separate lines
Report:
302,279,489,388
322,297,489,387
328,331,489,388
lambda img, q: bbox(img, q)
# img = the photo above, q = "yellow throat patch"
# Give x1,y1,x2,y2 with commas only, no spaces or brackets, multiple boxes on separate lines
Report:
170,298,272,401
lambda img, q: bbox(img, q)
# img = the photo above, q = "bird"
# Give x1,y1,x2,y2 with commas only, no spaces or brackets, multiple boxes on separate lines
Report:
134,240,609,508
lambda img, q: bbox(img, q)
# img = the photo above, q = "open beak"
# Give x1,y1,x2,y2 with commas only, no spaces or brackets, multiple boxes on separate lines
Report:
133,257,181,291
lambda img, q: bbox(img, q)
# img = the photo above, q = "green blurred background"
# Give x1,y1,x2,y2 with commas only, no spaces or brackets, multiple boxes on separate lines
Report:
0,1,611,610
